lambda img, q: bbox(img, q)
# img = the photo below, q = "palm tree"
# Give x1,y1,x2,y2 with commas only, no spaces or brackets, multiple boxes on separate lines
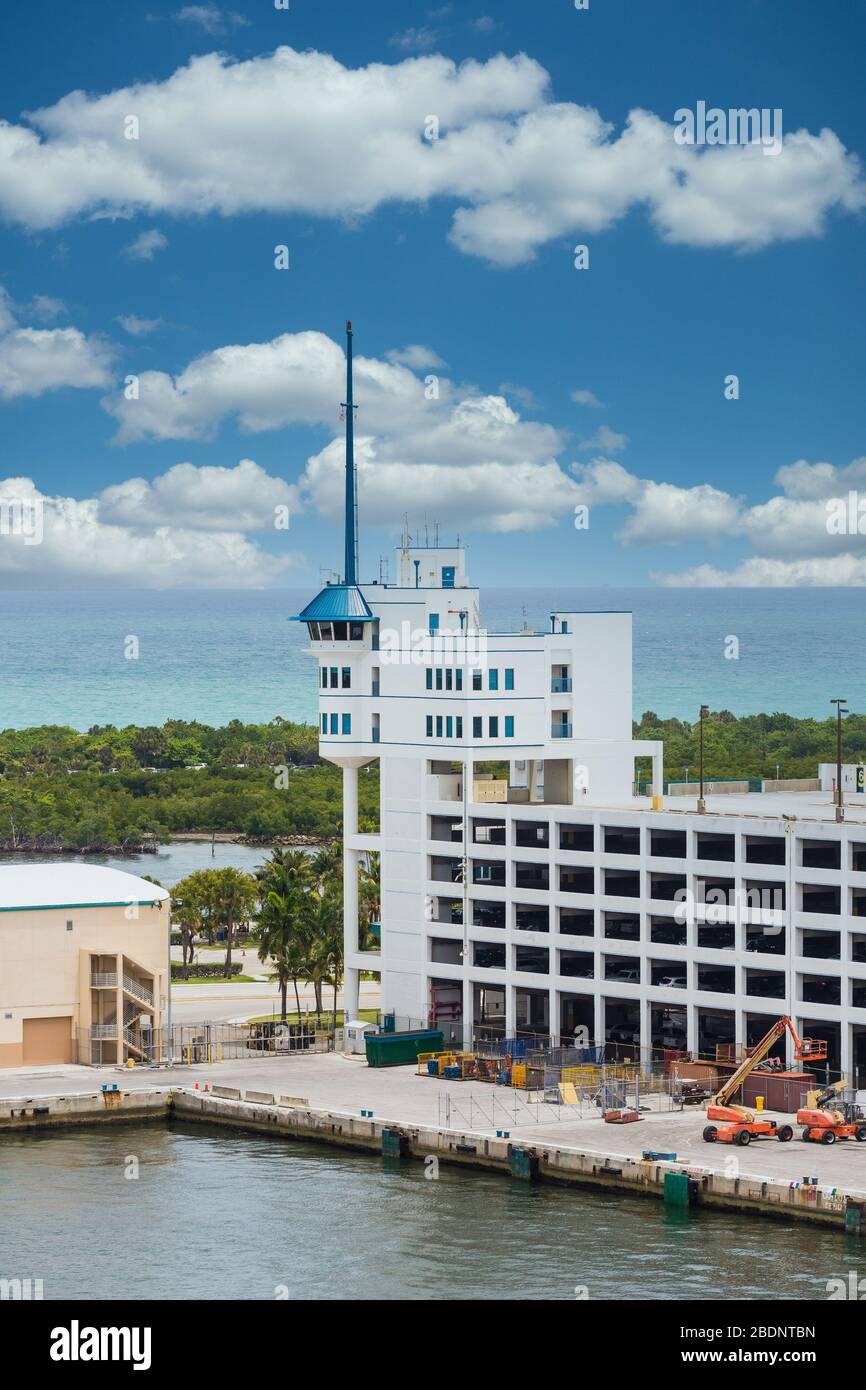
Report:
309,843,342,891
255,887,307,1022
300,888,341,1025
208,868,257,977
172,882,200,980
359,852,380,951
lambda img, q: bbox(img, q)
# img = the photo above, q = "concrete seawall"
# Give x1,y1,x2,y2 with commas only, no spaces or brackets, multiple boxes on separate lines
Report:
2,1082,863,1234
169,1089,866,1234
0,1087,169,1130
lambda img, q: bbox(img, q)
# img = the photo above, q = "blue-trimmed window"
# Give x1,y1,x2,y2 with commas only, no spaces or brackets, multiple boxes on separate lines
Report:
341,713,351,735
489,669,498,691
426,669,433,690
429,612,440,634
445,669,453,690
456,717,463,738
330,713,338,735
320,668,327,688
504,716,514,737
472,670,482,691
341,667,351,689
472,717,482,738
435,668,443,690
321,713,327,733
446,716,453,738
505,669,514,690
489,716,499,737
456,669,463,691
436,715,443,737
330,667,338,687
426,715,433,737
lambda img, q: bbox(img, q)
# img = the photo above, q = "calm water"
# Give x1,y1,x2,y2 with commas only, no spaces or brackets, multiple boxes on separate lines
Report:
0,1122,862,1301
0,839,271,887
0,587,863,730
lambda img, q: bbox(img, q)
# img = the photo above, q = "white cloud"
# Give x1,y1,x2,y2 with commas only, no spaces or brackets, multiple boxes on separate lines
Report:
29,294,65,321
657,555,866,588
578,424,629,453
123,230,168,261
116,314,162,336
99,458,297,531
620,479,743,546
389,27,440,53
177,5,249,34
301,435,578,533
386,344,446,369
498,381,538,410
0,49,859,265
774,455,866,500
571,388,604,409
570,459,742,544
102,326,579,531
572,452,866,584
0,471,300,589
0,289,113,400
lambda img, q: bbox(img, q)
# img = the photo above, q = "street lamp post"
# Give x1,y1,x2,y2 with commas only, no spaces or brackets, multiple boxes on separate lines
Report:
698,705,709,814
831,698,848,823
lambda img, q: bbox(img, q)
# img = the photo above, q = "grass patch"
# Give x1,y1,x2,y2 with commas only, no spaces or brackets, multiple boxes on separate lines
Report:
246,1007,380,1026
174,974,257,985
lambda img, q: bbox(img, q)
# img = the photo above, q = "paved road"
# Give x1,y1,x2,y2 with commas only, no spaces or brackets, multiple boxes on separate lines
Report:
171,979,381,1024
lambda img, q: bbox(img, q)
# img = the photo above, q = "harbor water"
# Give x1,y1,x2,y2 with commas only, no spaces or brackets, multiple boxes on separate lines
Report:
1,1122,863,1301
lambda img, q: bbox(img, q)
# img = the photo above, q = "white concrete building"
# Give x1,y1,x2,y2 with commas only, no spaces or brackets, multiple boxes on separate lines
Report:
296,322,866,1085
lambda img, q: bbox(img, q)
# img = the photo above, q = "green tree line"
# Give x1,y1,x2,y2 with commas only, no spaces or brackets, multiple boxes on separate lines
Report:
1,710,863,850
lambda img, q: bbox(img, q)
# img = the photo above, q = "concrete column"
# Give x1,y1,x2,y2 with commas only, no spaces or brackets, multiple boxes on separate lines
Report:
343,765,360,1021
462,974,473,1050
593,991,603,1046
686,1001,698,1055
505,982,516,1038
549,985,559,1046
639,994,651,1056
841,1020,852,1081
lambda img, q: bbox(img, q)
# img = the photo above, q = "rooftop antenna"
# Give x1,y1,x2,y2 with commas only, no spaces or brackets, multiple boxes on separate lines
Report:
424,517,429,547
341,320,359,585
434,520,440,548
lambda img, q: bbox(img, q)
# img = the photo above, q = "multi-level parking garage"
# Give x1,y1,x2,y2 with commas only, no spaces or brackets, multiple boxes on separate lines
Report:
425,789,866,1084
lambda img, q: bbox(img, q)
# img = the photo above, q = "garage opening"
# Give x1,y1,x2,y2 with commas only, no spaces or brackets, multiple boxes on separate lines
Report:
560,993,593,1047
22,1016,73,1065
697,1008,734,1061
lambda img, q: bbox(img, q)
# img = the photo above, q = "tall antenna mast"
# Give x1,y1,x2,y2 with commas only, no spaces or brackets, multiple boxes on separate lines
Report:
342,320,359,585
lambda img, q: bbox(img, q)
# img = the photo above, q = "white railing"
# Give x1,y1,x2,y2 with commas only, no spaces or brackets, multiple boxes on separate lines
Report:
122,974,154,1007
90,972,118,988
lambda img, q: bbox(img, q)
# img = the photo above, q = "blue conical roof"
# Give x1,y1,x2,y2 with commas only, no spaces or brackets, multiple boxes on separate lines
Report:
291,584,374,623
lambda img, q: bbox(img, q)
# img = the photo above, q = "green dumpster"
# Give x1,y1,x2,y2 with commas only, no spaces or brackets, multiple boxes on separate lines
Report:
365,1028,444,1067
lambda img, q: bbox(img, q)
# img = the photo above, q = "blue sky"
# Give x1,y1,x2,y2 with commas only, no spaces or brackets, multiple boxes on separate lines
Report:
0,0,864,589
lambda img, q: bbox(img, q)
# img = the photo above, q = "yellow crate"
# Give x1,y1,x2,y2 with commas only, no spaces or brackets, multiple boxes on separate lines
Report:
511,1063,527,1088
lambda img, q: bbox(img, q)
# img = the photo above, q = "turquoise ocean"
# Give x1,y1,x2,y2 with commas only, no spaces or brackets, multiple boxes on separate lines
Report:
0,587,863,731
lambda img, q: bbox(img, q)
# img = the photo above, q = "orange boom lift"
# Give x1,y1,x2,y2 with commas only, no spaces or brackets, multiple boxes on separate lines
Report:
702,1016,828,1146
796,1081,866,1145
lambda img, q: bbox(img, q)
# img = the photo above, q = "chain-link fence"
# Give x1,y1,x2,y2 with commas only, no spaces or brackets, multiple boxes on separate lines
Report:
74,1020,333,1066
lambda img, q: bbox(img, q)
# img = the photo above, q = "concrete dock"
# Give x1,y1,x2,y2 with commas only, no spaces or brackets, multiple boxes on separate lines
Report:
2,1053,866,1232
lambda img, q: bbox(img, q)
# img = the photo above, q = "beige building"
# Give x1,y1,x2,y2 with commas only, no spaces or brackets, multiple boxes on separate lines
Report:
0,864,170,1067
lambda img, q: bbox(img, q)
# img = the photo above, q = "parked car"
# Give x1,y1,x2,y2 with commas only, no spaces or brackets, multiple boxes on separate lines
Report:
657,973,687,989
